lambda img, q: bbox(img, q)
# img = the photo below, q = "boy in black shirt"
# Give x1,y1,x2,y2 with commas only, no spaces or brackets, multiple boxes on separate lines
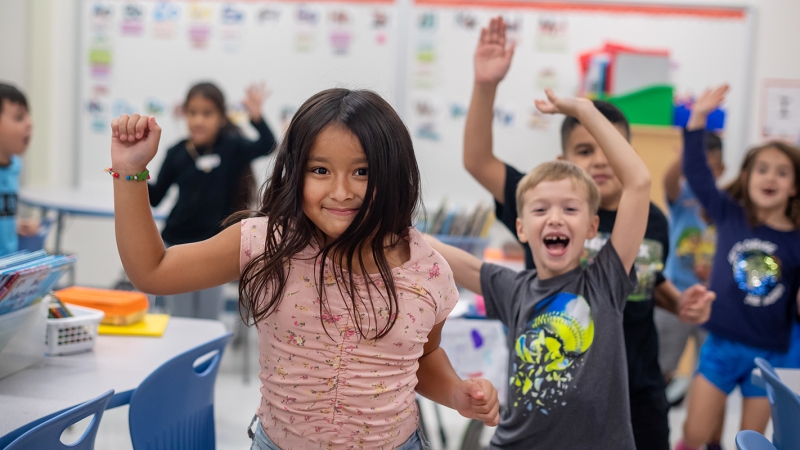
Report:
463,17,715,450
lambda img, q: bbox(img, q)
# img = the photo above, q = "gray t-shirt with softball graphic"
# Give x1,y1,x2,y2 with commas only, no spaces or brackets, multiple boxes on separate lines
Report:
480,242,637,450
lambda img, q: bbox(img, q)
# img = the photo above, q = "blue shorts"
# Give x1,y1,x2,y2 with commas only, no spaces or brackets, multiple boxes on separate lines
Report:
697,333,800,397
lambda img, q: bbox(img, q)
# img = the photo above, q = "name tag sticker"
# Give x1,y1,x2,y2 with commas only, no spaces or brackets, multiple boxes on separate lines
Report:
196,154,221,173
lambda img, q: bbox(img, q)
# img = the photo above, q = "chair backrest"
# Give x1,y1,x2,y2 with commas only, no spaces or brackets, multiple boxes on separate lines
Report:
128,332,233,450
5,389,114,450
754,357,800,450
736,430,778,450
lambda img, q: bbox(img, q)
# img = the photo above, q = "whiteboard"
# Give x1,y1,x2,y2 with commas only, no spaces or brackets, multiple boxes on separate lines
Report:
404,1,754,205
78,0,400,189
77,1,754,206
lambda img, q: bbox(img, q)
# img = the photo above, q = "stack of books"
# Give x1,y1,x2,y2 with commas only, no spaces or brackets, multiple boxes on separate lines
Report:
0,250,76,316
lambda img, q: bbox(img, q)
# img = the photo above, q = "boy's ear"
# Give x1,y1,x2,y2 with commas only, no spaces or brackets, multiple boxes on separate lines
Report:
586,214,599,240
516,217,529,243
556,153,565,161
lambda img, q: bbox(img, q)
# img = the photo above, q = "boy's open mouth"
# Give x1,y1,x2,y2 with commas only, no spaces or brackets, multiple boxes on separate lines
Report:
762,188,777,197
543,234,570,256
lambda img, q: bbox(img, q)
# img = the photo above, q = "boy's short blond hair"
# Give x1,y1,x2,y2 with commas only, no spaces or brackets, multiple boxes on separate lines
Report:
516,160,600,217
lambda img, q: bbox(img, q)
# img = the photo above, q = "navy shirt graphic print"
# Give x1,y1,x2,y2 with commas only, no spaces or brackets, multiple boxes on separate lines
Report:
729,239,783,306
512,292,594,414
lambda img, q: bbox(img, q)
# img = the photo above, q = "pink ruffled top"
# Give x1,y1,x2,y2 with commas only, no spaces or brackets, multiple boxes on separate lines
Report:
240,218,459,449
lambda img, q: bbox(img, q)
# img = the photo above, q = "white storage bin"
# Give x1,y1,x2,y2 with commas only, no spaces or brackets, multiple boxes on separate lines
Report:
0,300,47,380
45,303,104,356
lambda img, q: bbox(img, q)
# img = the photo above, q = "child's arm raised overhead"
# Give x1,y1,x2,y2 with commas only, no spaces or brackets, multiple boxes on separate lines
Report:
536,89,651,272
464,16,516,203
111,114,241,295
424,235,483,295
241,81,278,160
682,85,731,222
416,321,500,426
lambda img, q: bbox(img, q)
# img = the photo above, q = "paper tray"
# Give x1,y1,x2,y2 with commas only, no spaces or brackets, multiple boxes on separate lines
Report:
98,314,170,337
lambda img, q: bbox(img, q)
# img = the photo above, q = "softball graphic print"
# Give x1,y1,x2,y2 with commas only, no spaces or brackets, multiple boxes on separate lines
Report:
512,292,594,415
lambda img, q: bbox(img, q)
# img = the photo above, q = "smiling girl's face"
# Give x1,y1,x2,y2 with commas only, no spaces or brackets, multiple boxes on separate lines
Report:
746,146,797,215
302,125,369,243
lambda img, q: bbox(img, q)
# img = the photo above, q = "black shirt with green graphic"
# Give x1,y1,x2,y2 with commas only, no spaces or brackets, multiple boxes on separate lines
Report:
495,163,669,400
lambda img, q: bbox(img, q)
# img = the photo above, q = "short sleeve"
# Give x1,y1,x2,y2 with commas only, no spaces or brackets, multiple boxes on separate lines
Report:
430,257,460,325
585,241,638,312
408,229,460,324
494,164,524,235
480,263,522,327
240,217,269,274
494,164,535,269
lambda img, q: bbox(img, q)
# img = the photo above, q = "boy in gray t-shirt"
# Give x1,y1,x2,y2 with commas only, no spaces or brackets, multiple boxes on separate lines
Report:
428,89,652,449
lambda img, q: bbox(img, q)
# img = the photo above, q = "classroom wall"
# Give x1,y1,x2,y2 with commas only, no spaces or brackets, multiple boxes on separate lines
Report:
1,0,799,288
0,0,28,90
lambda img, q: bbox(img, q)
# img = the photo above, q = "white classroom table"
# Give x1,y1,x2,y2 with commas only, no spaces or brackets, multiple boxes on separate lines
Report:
18,186,173,254
0,317,227,447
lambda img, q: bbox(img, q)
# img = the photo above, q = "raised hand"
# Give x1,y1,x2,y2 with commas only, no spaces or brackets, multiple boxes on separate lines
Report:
677,284,716,325
534,88,593,118
687,84,728,130
242,81,270,121
450,378,500,426
474,16,516,85
110,114,162,174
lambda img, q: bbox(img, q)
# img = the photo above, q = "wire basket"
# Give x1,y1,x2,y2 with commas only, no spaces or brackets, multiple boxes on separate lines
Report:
45,303,105,356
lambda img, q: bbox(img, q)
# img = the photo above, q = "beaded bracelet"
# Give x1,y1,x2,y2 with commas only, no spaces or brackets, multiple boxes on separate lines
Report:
105,168,150,181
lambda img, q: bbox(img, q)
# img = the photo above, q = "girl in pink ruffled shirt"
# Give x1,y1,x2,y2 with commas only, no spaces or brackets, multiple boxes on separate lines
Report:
109,88,499,450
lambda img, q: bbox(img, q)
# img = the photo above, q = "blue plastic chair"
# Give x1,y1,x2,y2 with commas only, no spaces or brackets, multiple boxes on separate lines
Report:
736,430,778,450
5,389,114,450
752,357,800,450
128,333,233,450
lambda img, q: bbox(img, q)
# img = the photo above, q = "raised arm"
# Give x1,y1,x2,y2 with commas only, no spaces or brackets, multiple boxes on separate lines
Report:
241,82,277,160
424,235,483,295
111,114,241,295
682,85,731,222
535,89,651,272
464,17,516,203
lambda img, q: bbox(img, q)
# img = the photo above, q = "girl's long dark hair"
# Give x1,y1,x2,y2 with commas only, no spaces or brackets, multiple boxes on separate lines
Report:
725,141,800,228
185,82,255,210
235,89,421,340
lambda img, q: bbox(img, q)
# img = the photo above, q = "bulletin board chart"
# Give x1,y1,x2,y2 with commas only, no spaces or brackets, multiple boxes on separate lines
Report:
404,1,755,205
78,0,400,189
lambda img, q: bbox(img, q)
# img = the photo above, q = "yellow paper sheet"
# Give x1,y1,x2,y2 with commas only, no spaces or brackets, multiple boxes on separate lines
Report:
98,314,170,337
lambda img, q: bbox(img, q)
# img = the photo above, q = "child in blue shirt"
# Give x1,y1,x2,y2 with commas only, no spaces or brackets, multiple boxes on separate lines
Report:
658,133,724,381
0,83,37,256
677,85,800,450
660,132,725,450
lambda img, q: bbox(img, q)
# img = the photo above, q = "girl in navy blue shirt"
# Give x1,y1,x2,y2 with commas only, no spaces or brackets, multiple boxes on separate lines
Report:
677,85,800,450
148,82,276,319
